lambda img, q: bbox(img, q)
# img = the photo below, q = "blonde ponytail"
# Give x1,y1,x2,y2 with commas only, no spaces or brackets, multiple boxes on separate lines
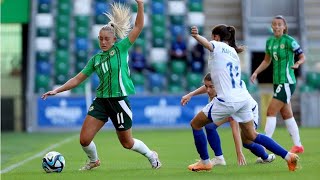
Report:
103,2,131,39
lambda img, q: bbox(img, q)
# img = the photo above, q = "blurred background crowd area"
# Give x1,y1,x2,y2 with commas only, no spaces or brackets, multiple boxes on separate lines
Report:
1,0,320,131
1,0,320,96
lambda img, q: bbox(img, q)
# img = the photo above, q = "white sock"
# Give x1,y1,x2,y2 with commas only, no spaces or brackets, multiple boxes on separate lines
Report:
284,117,302,146
284,152,291,161
82,141,98,162
264,116,277,138
216,155,224,160
130,138,153,158
201,159,211,164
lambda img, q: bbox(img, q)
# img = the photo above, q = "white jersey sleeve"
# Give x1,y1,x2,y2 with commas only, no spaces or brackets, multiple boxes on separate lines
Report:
208,40,250,102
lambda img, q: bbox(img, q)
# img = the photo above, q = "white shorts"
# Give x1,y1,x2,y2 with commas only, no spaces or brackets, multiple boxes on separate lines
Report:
202,97,254,124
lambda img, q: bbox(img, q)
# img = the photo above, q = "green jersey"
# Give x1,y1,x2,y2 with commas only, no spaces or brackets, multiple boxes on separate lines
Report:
265,34,300,84
81,37,135,98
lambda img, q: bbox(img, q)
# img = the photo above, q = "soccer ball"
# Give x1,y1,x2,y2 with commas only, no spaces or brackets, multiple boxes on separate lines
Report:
42,151,65,173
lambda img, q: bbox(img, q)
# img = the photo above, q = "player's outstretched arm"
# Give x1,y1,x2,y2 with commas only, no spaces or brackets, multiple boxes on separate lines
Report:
181,85,206,106
41,72,87,100
190,26,213,51
128,0,144,43
230,119,246,165
250,54,272,83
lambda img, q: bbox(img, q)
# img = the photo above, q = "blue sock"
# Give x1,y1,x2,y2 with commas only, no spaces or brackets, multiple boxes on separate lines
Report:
192,128,209,160
243,143,268,160
205,123,223,156
253,134,288,159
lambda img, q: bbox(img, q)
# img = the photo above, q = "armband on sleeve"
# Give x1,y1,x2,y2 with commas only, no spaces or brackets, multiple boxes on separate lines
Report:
294,47,303,56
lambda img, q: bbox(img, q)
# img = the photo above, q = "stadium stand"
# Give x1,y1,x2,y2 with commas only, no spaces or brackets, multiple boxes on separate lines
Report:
33,0,262,95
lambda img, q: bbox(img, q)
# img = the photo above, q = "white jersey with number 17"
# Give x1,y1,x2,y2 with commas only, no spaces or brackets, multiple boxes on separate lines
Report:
208,40,250,102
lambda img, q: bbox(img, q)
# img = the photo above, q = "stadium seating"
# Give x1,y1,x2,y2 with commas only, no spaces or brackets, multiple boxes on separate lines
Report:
151,62,167,74
37,27,51,37
170,60,187,75
186,72,203,91
37,0,51,13
35,74,51,93
148,72,166,93
36,61,51,75
33,0,208,95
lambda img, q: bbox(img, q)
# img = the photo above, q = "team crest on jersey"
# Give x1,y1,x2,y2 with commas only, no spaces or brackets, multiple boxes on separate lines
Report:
109,50,115,56
280,44,285,49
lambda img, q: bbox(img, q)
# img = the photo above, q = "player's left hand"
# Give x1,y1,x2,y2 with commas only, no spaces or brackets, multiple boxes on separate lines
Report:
237,153,247,166
291,63,300,69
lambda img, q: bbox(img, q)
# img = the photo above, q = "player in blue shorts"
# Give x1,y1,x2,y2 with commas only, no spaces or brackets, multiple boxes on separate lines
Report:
181,73,275,165
186,24,299,172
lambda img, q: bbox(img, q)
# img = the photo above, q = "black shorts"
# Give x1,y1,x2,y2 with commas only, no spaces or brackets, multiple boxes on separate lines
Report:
273,83,296,104
87,97,132,131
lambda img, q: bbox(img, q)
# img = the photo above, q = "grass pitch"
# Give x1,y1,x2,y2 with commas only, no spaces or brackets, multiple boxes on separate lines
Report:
1,128,320,180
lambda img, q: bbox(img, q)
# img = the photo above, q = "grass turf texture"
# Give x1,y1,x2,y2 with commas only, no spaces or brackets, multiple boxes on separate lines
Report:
1,128,320,180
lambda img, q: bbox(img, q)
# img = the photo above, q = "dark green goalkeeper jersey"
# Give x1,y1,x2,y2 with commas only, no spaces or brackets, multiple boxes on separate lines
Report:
81,37,135,98
265,34,301,84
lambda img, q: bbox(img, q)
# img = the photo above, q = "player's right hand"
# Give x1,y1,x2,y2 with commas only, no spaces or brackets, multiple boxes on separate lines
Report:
41,90,57,100
250,73,257,83
190,26,198,37
181,94,192,106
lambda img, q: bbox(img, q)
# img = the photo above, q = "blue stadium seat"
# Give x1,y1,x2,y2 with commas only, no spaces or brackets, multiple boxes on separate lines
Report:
148,73,166,93
95,2,108,15
75,38,89,51
171,25,185,37
36,61,51,75
152,1,165,14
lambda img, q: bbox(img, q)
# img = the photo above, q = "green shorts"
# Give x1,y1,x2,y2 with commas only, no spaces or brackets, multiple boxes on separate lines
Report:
87,97,132,131
273,83,296,104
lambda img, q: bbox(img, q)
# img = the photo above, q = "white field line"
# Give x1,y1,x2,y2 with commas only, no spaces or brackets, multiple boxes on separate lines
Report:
0,134,78,174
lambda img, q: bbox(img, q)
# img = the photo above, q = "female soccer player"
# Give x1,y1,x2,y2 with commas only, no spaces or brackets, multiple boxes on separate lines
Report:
41,0,161,170
187,24,299,172
250,15,305,153
181,73,275,165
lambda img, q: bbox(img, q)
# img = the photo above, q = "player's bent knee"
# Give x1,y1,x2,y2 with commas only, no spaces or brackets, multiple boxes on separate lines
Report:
121,141,134,149
80,138,91,147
